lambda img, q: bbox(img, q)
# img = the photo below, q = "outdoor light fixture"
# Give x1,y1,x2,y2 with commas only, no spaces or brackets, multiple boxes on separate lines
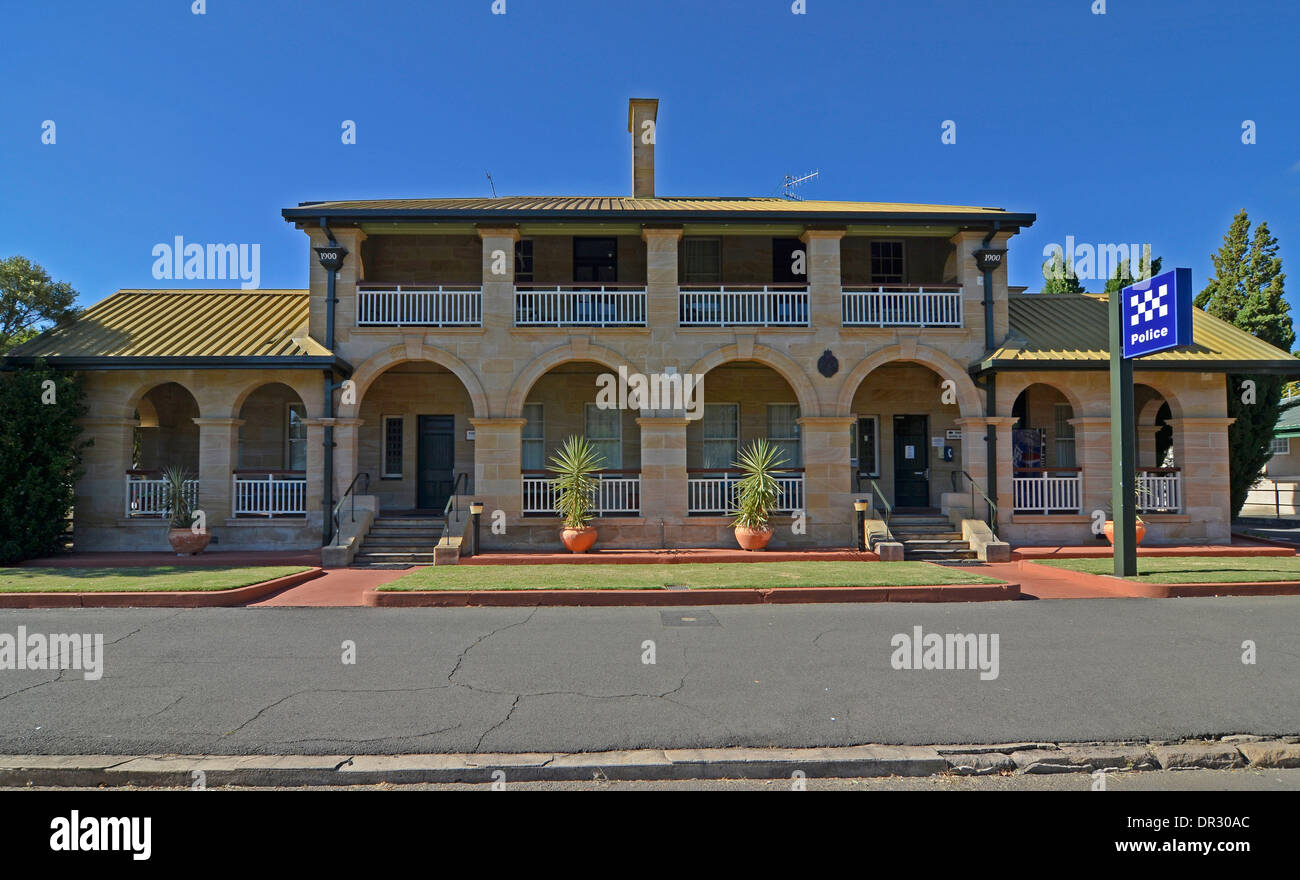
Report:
853,499,870,552
853,499,869,512
468,501,485,557
469,501,484,516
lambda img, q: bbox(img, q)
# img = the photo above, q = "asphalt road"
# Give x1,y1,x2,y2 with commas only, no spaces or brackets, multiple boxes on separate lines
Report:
1,597,1298,755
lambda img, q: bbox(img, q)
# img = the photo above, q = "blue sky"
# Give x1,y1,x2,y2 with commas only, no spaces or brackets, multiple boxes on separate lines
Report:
2,0,1297,308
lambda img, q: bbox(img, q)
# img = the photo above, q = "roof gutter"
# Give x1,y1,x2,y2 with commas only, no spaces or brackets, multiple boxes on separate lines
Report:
0,355,353,373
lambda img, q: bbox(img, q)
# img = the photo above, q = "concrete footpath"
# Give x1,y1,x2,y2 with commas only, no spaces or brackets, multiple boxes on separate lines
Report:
2,736,1297,786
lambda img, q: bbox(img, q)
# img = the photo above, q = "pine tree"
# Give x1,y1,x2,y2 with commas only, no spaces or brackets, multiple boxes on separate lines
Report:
1041,251,1086,294
1194,210,1294,516
1104,253,1163,293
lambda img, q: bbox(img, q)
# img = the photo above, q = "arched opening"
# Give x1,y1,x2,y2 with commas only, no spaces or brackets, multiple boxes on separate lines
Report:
234,382,308,517
1135,384,1180,512
1010,383,1081,514
127,382,200,517
520,360,642,516
846,362,963,511
686,360,804,515
358,361,478,514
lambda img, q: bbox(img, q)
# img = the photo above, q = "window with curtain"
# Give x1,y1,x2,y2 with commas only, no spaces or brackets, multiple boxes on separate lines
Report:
682,238,722,283
584,404,621,470
381,415,403,478
1053,403,1076,468
767,404,801,466
702,404,739,469
521,403,544,470
286,403,307,471
870,240,905,284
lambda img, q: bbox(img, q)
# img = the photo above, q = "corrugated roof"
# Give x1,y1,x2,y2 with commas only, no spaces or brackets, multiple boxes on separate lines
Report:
9,290,328,359
1275,397,1300,437
987,294,1300,371
284,196,1034,226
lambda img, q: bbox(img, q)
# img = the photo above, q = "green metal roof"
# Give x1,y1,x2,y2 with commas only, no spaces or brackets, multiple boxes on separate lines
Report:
1275,397,1300,437
981,294,1300,374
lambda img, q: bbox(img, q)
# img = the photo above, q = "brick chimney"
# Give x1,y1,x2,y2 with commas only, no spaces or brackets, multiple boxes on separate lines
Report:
628,98,659,199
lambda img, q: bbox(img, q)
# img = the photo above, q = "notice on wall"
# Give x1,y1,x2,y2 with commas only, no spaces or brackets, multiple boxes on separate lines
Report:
904,445,915,459
931,437,943,448
946,429,961,441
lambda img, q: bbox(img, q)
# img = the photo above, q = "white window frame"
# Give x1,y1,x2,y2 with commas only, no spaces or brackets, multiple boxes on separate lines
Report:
853,415,880,477
682,237,722,284
870,240,906,285
702,403,740,469
285,402,307,471
522,402,545,470
766,403,801,467
382,415,404,479
1269,437,1290,457
1054,403,1076,468
584,403,622,470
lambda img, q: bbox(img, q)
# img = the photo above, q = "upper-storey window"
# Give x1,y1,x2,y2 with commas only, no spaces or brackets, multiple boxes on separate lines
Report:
515,240,534,283
871,241,905,284
682,238,722,284
573,237,618,284
772,238,806,284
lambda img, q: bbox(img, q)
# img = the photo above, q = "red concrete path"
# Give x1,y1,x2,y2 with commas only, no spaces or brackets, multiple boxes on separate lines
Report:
462,547,877,565
252,567,410,606
951,561,1135,600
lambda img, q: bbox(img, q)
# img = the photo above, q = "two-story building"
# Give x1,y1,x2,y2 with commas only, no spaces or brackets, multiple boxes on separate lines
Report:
11,99,1298,558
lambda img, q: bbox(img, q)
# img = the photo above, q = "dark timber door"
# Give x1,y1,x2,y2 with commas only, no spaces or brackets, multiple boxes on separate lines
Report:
417,415,455,511
892,414,929,508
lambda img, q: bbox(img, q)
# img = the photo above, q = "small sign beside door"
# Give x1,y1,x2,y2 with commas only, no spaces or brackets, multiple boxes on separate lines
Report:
904,445,915,459
465,430,475,441
946,429,961,441
931,437,943,448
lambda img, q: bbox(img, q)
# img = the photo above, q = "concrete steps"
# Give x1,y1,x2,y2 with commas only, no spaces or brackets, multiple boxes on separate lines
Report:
889,515,977,562
354,516,444,566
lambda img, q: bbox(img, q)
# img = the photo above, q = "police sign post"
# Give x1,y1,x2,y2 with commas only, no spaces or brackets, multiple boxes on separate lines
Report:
1110,268,1194,576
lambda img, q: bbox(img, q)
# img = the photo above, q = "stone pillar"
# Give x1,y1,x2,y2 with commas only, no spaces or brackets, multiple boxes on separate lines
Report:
193,417,243,522
307,226,367,344
331,418,365,501
798,416,856,545
637,417,689,525
1137,425,1161,468
949,230,1012,346
76,417,137,532
478,226,520,334
642,227,681,342
801,228,844,330
471,417,526,548
303,419,326,533
1168,417,1234,541
1070,417,1112,519
952,416,1014,520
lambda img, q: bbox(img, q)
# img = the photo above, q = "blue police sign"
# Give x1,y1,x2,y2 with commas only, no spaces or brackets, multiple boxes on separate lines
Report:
1121,267,1194,358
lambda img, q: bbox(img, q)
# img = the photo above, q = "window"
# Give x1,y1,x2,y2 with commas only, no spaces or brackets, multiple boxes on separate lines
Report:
286,403,307,471
1269,437,1290,457
573,237,617,284
585,404,621,470
515,240,534,283
382,416,403,478
682,238,722,283
522,403,545,470
1054,404,1076,468
767,404,801,466
772,238,806,284
854,416,879,477
702,404,739,469
870,240,905,284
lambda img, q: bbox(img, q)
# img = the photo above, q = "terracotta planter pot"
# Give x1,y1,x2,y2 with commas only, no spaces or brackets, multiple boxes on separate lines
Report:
168,528,210,555
560,526,598,554
1102,521,1146,546
734,525,773,551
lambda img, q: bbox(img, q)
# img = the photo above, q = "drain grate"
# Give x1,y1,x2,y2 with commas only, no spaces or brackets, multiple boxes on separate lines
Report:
661,610,719,627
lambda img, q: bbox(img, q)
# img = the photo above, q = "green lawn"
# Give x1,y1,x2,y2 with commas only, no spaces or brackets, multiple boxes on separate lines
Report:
382,561,1001,592
0,566,311,593
1032,556,1300,584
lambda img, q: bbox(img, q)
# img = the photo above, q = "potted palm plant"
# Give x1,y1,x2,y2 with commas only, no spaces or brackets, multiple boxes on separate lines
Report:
162,465,209,555
731,438,788,551
548,435,604,553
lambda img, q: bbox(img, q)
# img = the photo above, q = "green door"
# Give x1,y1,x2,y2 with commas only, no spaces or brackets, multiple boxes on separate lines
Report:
892,414,929,508
416,415,455,511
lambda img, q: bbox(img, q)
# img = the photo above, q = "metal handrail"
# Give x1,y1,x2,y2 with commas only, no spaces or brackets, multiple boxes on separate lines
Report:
865,478,894,543
442,472,471,519
960,469,998,536
331,472,370,546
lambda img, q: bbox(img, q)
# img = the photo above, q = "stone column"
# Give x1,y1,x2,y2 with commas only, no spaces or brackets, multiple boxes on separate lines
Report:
1070,417,1112,519
949,230,1012,345
952,416,1014,520
798,416,856,545
637,417,689,526
76,417,137,531
193,417,243,523
642,227,681,346
470,417,526,549
1168,417,1234,541
478,226,519,334
330,417,365,501
307,227,367,343
1137,425,1161,468
303,419,326,534
801,228,844,330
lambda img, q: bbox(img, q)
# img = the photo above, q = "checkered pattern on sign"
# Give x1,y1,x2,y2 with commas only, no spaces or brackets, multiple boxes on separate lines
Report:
1129,284,1169,326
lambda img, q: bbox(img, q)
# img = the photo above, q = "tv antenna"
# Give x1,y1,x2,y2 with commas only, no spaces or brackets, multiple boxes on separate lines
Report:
486,172,498,198
780,169,819,201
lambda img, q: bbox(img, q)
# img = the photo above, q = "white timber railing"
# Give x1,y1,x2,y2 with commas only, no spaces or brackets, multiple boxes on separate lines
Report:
125,474,198,518
678,286,809,327
356,285,482,326
686,471,805,515
515,286,647,327
841,285,963,327
521,473,642,515
1012,469,1082,514
233,472,308,517
1138,469,1181,513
